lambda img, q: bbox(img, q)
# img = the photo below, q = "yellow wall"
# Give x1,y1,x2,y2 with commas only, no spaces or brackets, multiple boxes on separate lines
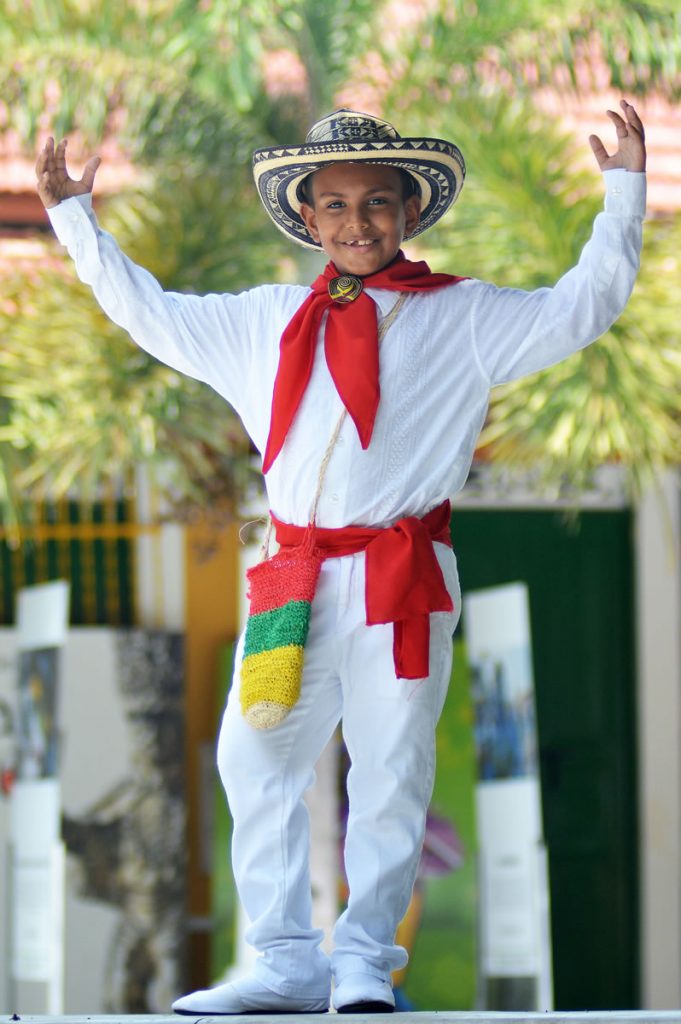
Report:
184,519,240,987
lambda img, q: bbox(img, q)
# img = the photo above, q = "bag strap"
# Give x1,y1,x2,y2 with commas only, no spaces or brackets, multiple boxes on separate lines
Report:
308,291,408,525
261,292,408,559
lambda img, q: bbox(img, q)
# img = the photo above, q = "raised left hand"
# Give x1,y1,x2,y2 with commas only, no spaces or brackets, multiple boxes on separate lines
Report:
589,100,646,172
36,136,101,209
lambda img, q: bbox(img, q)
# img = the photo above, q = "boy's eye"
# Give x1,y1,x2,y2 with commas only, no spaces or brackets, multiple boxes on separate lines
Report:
323,196,391,210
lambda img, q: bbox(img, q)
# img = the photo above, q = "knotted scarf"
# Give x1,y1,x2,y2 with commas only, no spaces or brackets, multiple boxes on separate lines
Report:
272,500,454,680
262,252,466,473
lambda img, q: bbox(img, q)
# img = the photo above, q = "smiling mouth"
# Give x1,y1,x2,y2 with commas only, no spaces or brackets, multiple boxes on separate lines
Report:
342,239,377,248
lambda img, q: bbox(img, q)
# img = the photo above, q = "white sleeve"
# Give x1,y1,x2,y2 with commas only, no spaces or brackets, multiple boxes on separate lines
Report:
47,193,261,412
469,169,646,386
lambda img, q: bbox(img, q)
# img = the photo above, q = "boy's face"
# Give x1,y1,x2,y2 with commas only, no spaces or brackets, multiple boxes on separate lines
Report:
299,162,421,276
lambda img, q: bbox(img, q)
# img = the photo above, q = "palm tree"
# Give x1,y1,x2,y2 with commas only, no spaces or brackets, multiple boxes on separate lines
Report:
0,0,393,525
1,0,679,523
376,0,681,493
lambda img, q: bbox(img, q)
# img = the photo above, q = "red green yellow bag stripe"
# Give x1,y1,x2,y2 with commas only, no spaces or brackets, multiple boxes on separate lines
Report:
240,547,322,729
240,645,305,719
246,557,321,615
243,600,312,656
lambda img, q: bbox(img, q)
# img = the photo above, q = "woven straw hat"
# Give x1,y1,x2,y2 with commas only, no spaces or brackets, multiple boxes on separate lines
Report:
252,108,466,251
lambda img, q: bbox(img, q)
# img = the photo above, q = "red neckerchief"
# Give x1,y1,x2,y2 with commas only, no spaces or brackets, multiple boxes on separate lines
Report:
262,252,466,473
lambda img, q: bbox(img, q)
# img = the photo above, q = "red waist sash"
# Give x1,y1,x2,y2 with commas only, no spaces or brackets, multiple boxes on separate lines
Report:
271,500,454,680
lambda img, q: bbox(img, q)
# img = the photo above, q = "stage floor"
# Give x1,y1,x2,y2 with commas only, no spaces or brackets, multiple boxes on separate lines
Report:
9,1011,681,1024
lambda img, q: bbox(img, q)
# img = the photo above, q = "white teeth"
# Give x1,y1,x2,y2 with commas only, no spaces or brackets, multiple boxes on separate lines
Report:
347,240,373,247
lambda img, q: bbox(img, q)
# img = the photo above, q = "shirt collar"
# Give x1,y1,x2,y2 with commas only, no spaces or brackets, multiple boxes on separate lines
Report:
366,288,408,317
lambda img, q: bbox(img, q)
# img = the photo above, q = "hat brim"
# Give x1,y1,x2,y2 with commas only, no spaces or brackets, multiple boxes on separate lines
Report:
252,137,465,251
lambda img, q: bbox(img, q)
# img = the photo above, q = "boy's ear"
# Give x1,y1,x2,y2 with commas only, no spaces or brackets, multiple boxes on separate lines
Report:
299,202,321,243
404,194,421,235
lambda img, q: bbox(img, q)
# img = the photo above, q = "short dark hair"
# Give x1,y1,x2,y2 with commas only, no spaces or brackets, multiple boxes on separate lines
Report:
298,166,420,207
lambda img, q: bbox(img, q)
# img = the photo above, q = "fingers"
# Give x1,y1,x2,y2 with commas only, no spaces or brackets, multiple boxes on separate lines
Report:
35,135,54,178
35,136,66,178
35,136,69,172
609,98,646,171
606,108,629,138
606,100,645,142
588,134,609,170
36,136,59,206
36,136,59,207
621,99,645,139
80,154,101,191
54,137,68,170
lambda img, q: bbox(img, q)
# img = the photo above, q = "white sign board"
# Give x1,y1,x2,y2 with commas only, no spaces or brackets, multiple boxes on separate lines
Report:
8,582,69,1012
17,581,70,651
464,582,553,1010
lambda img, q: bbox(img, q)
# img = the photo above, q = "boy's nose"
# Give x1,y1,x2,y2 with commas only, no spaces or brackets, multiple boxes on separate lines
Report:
345,206,370,229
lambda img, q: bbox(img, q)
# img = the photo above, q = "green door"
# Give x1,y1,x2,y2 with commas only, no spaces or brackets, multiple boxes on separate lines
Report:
452,507,638,1010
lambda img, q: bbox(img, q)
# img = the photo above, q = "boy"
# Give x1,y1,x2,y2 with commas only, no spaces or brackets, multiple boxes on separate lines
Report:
36,103,646,1015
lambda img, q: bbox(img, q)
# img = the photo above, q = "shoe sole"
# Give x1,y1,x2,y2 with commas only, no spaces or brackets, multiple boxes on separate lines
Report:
174,1008,328,1016
336,1001,394,1013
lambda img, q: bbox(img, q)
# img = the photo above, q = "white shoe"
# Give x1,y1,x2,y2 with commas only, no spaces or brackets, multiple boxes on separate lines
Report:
172,974,329,1015
333,973,395,1014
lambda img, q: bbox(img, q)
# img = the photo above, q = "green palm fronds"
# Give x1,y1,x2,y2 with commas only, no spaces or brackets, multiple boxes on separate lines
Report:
479,312,681,493
0,164,291,514
0,265,249,508
392,0,681,102
1,0,679,526
385,83,680,494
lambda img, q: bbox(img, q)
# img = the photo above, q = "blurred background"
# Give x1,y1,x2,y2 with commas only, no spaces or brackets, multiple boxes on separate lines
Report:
0,0,679,1015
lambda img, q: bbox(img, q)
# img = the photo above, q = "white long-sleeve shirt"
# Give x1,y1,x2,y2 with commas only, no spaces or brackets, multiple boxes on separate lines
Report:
48,170,645,529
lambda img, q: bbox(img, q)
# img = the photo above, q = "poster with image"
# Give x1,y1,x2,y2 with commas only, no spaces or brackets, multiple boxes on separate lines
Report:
469,640,537,782
463,582,553,1010
392,635,478,1010
17,647,60,780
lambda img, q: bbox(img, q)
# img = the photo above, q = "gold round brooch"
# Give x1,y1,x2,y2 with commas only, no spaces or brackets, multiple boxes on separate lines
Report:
328,275,364,303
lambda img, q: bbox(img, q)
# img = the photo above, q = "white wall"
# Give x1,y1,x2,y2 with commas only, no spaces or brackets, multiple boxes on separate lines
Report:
0,627,186,1014
135,468,186,631
0,629,128,1013
636,471,681,1009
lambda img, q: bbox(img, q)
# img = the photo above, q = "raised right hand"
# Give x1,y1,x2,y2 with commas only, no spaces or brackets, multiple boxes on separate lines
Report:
35,136,101,209
588,100,646,173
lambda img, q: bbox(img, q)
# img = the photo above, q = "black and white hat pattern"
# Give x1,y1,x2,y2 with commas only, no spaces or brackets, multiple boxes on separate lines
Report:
252,109,466,251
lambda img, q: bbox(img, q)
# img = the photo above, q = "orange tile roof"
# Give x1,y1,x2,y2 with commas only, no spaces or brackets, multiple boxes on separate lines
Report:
0,132,139,230
0,90,677,236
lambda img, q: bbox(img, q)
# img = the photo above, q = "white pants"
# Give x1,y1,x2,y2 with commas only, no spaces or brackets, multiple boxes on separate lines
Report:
217,543,461,998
